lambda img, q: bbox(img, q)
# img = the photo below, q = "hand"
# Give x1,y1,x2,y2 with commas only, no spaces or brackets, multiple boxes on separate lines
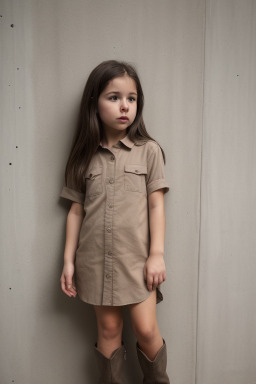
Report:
144,254,166,291
60,262,77,298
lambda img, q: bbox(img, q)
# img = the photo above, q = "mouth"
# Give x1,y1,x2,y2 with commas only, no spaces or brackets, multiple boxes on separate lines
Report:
117,116,129,122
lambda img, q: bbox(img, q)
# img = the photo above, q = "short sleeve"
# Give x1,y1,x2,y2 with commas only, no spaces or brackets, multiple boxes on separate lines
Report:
146,144,170,195
59,176,85,205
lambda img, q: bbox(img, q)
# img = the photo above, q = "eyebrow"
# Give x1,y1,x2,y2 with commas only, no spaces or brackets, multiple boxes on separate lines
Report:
105,91,137,96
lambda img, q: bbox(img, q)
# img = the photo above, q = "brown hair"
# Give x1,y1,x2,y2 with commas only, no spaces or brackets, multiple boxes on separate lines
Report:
64,60,166,192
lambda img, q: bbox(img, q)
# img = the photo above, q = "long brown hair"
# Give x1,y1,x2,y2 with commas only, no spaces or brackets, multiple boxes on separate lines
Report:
64,60,166,192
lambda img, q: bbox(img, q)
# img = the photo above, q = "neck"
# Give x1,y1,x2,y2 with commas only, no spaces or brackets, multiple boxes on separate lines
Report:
101,129,127,148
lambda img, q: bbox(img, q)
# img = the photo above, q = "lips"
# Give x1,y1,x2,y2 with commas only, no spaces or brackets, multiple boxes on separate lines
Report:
118,116,129,121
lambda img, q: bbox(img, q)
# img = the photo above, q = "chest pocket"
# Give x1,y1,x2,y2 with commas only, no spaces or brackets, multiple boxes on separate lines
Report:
85,167,103,197
124,164,147,193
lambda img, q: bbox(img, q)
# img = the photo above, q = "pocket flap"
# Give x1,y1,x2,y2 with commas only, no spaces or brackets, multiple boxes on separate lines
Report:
85,167,103,179
124,164,147,175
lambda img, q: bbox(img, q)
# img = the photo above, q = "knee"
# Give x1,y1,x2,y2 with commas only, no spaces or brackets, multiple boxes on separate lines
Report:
98,316,123,340
133,321,158,343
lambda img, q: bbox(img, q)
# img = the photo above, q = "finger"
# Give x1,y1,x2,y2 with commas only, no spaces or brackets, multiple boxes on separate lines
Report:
60,277,67,294
147,274,153,291
152,276,159,290
61,284,74,297
61,276,76,298
65,277,73,291
158,274,164,285
65,278,77,296
69,287,77,296
66,288,76,297
143,265,147,281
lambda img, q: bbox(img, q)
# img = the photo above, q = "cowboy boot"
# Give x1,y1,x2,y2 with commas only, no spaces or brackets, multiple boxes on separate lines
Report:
94,341,126,384
136,338,170,383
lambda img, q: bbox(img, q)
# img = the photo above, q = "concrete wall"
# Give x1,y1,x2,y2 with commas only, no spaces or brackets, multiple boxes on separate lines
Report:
0,0,255,383
197,1,256,383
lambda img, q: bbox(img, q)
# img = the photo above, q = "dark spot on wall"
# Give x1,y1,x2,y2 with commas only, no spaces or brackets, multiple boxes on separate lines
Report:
10,24,14,27
9,163,12,165
237,74,239,76
19,106,21,109
9,287,12,290
17,68,19,70
16,146,18,148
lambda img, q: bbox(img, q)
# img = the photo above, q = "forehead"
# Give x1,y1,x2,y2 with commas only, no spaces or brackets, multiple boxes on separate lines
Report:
103,75,137,93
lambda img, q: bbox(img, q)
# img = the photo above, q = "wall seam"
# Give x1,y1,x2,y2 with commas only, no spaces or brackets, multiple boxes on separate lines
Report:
195,1,207,384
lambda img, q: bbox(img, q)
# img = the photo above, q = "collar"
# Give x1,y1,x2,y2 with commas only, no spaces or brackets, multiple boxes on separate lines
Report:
98,134,135,150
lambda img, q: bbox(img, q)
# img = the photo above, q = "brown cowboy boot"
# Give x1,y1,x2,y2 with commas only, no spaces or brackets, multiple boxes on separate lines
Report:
136,338,170,383
94,341,126,383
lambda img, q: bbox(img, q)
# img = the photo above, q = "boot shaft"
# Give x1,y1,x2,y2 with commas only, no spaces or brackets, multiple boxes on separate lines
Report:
136,338,170,384
94,342,126,384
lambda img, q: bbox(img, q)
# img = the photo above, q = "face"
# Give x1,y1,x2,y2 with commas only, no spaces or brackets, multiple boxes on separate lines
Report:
97,75,137,135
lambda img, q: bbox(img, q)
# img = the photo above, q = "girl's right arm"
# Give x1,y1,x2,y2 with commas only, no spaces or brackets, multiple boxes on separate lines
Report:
60,202,84,298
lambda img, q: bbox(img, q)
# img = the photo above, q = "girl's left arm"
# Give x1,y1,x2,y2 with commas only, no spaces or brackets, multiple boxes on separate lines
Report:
144,188,167,291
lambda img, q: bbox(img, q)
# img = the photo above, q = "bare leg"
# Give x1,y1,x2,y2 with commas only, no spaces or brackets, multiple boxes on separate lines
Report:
128,290,163,360
93,305,123,358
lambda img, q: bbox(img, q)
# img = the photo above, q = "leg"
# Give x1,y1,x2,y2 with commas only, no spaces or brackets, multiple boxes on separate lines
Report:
94,305,123,357
128,290,163,360
128,290,170,383
93,305,126,384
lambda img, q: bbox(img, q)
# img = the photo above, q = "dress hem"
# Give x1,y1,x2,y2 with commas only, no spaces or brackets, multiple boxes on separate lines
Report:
77,288,163,306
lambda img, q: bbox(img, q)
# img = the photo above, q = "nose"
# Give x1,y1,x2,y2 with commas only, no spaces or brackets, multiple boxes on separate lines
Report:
120,98,129,112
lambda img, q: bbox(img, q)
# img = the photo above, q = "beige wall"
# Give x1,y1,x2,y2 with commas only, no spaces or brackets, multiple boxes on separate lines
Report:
0,0,255,383
197,1,256,383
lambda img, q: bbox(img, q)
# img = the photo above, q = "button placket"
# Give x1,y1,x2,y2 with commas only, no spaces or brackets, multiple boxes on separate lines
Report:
102,149,117,305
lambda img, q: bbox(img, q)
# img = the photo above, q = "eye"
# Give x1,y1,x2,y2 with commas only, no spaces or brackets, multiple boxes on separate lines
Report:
128,97,136,102
109,95,118,101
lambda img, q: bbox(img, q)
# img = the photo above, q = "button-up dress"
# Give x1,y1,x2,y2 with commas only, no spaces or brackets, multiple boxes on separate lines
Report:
60,135,170,306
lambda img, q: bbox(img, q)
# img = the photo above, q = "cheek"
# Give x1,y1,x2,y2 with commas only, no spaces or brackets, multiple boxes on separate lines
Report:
98,103,110,121
132,105,137,119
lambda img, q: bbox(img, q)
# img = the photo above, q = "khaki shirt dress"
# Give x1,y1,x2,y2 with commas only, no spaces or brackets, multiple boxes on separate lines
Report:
60,135,170,306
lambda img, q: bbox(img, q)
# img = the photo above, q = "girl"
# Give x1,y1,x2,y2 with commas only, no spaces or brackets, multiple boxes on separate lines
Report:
60,60,170,383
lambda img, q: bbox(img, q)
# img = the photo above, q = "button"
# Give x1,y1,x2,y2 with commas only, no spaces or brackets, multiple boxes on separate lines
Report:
110,155,115,161
109,178,114,184
107,227,111,232
108,251,113,255
106,273,111,279
108,203,113,208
